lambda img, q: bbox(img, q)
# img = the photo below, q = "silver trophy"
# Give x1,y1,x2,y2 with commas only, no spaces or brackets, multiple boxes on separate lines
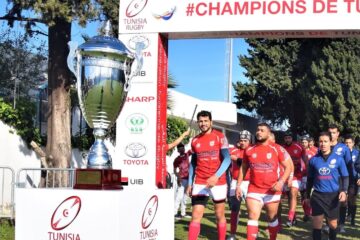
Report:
67,22,141,169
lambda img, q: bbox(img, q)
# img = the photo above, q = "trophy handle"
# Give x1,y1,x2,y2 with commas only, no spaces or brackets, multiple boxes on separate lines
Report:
67,41,78,79
124,48,143,92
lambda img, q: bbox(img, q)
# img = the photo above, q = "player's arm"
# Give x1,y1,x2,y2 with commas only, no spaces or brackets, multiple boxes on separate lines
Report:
188,153,197,186
305,164,314,200
344,147,354,188
272,148,292,192
236,155,249,200
339,154,350,202
167,128,190,151
214,148,231,177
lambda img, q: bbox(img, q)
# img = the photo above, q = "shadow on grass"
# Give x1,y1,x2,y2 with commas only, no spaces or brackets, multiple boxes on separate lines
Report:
176,197,360,240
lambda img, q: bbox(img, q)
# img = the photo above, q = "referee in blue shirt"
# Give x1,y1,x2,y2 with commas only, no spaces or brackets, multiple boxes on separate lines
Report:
304,132,349,240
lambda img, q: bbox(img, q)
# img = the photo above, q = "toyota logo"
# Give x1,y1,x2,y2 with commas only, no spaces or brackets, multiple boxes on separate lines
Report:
126,0,148,18
128,36,150,51
319,167,330,175
125,143,147,158
141,195,158,229
51,196,81,231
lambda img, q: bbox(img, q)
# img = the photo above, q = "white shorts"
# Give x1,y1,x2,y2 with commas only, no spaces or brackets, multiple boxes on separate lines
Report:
283,179,301,191
246,192,281,205
192,183,227,201
229,179,249,199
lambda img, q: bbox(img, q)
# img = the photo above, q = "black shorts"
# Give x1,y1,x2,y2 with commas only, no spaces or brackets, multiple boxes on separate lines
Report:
191,195,225,206
311,191,339,219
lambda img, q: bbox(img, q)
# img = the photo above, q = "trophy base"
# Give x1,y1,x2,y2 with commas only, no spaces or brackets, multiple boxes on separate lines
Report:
74,169,127,190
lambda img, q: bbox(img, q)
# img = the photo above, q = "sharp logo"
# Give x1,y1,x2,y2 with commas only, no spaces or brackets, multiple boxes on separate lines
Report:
127,96,155,102
141,195,159,229
126,0,148,18
125,142,147,158
126,113,149,134
50,196,81,231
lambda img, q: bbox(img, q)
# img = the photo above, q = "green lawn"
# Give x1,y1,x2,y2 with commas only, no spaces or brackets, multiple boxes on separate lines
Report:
175,198,360,240
0,220,14,240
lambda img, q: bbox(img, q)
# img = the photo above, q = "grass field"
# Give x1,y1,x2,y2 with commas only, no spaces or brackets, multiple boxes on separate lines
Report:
2,198,360,240
175,197,360,240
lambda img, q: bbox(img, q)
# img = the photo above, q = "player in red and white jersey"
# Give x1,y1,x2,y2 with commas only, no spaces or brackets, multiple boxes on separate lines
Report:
186,111,231,240
299,135,316,222
236,123,292,240
227,130,251,240
308,137,318,153
282,131,308,227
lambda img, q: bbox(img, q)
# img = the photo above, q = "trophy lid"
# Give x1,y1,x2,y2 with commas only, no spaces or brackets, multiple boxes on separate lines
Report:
78,22,133,58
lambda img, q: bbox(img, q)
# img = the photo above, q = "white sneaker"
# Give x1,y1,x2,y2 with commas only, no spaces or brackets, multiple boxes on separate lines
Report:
226,234,236,240
181,214,192,219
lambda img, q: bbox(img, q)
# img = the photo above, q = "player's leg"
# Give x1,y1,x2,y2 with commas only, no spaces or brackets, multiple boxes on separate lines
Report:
312,214,325,239
347,185,358,226
245,193,264,240
181,179,190,217
211,184,228,240
188,184,209,240
264,195,281,240
287,180,300,226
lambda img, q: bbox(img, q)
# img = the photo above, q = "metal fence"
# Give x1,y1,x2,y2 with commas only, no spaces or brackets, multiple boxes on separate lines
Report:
0,166,15,220
16,168,76,189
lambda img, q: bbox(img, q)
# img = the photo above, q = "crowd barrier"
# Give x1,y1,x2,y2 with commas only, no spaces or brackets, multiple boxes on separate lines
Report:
0,166,15,220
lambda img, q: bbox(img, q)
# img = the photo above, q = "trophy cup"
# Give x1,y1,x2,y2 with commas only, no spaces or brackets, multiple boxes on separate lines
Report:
67,22,141,189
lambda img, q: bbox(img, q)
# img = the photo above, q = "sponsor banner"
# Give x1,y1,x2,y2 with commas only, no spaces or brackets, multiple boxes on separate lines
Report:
119,0,360,37
15,188,174,240
156,35,168,188
115,33,159,188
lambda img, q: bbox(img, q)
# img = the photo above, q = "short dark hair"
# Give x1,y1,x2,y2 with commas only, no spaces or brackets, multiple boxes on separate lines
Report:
257,122,271,131
197,110,212,121
344,134,354,142
328,124,339,131
319,131,332,141
177,142,185,149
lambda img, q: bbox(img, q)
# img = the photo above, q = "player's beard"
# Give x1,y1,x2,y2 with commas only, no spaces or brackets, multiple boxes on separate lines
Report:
284,141,292,146
256,136,268,143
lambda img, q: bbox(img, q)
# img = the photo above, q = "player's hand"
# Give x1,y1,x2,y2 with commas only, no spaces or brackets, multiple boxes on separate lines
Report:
272,179,284,192
235,186,242,200
206,175,219,188
339,191,347,202
357,179,360,186
186,185,192,197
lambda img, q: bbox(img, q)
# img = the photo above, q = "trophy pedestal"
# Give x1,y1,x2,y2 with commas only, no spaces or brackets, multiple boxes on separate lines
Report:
73,169,128,190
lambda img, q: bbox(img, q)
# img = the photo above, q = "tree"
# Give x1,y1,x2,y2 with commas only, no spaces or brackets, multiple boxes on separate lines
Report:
234,38,360,138
0,1,108,186
0,28,47,108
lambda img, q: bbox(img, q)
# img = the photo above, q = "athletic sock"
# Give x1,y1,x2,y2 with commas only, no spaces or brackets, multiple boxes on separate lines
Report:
247,220,259,240
339,205,347,225
230,211,239,234
217,222,227,240
268,219,279,240
353,205,357,221
188,221,200,240
288,210,295,222
312,229,321,240
329,227,337,240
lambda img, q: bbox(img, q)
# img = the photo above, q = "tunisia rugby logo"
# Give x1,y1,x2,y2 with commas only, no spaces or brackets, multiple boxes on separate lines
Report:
51,196,81,231
141,195,159,229
126,0,148,18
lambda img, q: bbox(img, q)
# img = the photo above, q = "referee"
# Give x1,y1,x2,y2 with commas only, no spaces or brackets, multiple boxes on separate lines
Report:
304,131,349,240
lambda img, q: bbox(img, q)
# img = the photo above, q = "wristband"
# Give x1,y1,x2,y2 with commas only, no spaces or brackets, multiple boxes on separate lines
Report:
289,172,294,178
